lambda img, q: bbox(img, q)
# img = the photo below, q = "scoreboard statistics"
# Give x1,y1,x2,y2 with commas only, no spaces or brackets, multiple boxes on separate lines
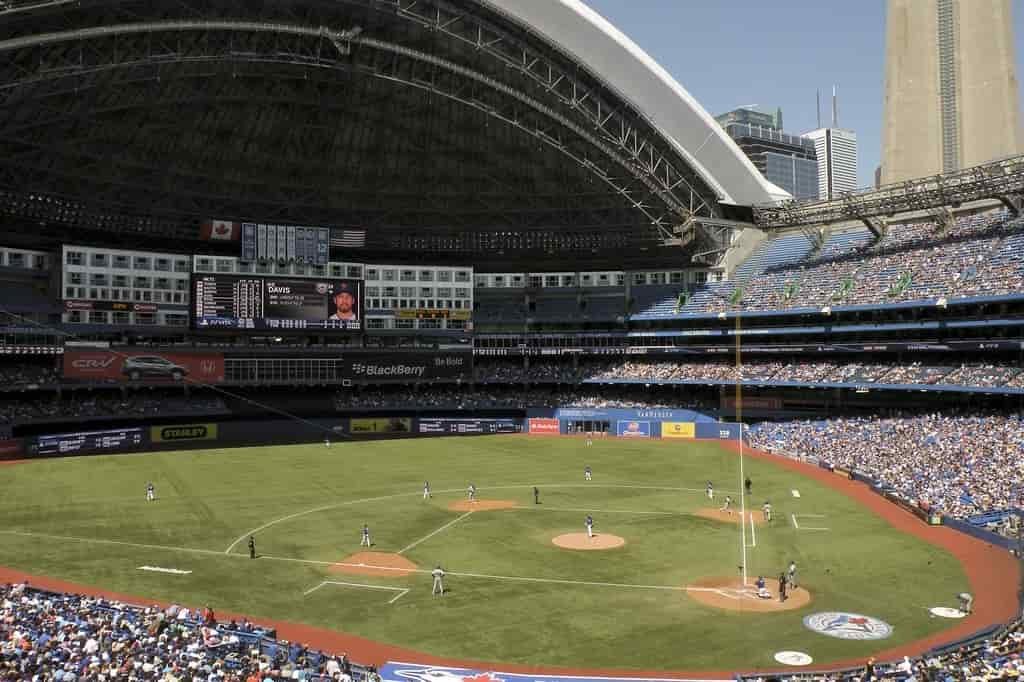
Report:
192,274,363,331
30,427,145,456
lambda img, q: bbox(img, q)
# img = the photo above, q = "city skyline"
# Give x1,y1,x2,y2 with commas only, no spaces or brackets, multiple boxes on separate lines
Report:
583,0,1024,189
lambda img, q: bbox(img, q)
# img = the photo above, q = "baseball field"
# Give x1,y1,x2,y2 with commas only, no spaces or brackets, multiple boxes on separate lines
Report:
0,435,1012,673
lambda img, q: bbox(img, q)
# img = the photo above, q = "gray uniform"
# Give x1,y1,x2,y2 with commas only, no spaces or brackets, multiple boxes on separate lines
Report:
432,567,445,595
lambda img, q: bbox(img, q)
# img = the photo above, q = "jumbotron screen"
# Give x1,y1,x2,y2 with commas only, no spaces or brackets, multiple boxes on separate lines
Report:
191,274,362,332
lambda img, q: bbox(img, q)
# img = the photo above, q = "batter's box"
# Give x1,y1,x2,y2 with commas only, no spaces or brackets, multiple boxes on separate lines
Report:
791,513,830,531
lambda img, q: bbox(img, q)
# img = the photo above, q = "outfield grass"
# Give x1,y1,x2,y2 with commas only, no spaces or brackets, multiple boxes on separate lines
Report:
0,436,969,670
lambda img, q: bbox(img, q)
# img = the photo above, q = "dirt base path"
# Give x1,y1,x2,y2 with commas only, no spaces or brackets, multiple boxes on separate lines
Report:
551,532,626,550
694,508,765,526
447,499,517,512
686,576,811,612
330,552,418,578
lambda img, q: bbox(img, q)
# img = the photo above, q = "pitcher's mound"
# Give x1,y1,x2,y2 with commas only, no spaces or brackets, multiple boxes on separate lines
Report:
686,576,811,612
552,532,626,550
695,508,766,526
447,499,518,512
330,552,418,578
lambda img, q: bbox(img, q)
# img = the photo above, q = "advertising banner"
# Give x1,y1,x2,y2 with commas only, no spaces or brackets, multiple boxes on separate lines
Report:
660,421,696,439
418,418,521,435
350,417,412,434
344,353,472,382
0,439,22,459
150,424,219,443
528,418,561,434
616,420,651,438
553,407,714,423
64,300,160,314
29,428,146,457
695,422,742,440
63,350,225,384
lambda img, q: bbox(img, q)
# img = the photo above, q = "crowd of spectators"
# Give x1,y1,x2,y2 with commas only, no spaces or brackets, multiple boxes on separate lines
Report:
0,392,228,425
748,412,1024,522
708,211,1024,314
0,362,59,389
0,581,374,681
474,359,1024,390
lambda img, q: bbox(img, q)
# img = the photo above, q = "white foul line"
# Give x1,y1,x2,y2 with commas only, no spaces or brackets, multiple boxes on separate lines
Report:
790,513,830,531
398,511,473,555
304,580,409,603
790,513,799,529
748,510,757,548
224,482,731,554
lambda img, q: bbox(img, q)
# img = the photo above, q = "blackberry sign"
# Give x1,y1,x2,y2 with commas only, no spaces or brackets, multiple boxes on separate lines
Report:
344,353,471,382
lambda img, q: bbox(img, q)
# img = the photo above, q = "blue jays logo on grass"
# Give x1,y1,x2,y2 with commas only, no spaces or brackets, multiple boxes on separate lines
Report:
381,662,715,682
803,612,893,640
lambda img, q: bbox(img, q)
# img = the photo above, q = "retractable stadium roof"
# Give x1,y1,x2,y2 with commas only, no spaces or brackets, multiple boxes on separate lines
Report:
0,0,787,264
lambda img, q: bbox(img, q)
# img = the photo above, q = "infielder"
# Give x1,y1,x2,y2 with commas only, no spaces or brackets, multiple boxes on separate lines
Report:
706,481,714,500
467,483,476,502
762,500,773,522
787,560,798,588
584,465,592,481
585,514,594,538
431,565,445,596
361,524,371,547
958,592,973,614
146,483,155,502
720,495,732,514
423,481,431,500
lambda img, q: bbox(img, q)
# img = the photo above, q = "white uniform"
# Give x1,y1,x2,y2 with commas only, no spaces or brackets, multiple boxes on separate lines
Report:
361,526,371,547
706,482,714,500
586,435,592,447
146,484,155,501
468,485,476,502
432,567,445,595
423,482,431,500
324,437,330,448
584,467,592,481
720,496,732,513
763,502,772,522
787,561,798,588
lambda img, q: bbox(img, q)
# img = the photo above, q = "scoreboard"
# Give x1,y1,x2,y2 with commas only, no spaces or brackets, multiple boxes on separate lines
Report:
30,427,145,456
192,274,362,332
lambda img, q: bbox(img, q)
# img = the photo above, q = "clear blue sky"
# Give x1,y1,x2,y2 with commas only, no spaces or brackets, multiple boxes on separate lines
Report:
583,0,1024,188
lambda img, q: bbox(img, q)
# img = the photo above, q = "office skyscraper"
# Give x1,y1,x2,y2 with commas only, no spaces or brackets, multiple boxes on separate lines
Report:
715,108,819,199
881,0,1021,183
803,128,858,200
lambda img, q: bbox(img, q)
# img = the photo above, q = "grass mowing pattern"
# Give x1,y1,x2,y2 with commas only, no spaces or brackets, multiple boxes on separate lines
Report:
0,436,968,670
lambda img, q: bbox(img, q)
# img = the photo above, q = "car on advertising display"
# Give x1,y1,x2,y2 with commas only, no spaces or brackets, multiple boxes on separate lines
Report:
122,356,189,381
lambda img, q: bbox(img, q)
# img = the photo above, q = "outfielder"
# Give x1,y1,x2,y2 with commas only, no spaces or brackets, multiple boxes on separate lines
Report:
585,514,594,538
423,481,431,500
467,483,476,502
706,481,714,500
361,524,371,547
586,434,593,447
762,500,773,522
324,437,331,448
720,495,732,514
146,483,155,502
431,565,446,596
584,465,592,481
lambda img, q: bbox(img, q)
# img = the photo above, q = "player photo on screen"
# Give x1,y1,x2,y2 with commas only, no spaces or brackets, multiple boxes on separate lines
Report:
329,283,358,322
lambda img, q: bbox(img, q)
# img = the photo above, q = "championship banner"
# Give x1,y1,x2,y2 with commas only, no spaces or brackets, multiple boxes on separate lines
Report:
350,418,412,434
528,418,560,434
151,424,219,443
63,350,224,384
616,420,651,438
660,422,695,439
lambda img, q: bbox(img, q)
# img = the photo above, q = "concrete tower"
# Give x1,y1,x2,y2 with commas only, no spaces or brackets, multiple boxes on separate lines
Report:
881,0,1021,184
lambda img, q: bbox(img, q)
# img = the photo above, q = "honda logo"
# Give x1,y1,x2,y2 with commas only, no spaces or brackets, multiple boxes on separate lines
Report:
200,360,216,374
71,358,116,369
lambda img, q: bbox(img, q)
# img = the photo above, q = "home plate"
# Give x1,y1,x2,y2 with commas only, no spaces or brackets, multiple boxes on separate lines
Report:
930,607,967,618
774,651,813,666
138,566,192,575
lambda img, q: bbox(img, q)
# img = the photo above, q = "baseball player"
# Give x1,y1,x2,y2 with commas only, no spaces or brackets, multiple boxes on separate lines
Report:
467,483,476,502
431,565,446,596
755,575,770,599
720,495,732,514
778,572,788,602
585,514,594,538
146,483,155,502
744,477,752,496
533,486,540,505
706,481,714,500
787,560,798,588
584,465,592,481
958,592,973,614
423,481,431,500
762,500,773,522
324,436,331,448
360,524,371,547
248,536,256,560
586,434,593,447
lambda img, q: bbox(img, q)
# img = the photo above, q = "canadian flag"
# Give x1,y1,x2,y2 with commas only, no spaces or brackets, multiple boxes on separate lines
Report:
199,220,240,241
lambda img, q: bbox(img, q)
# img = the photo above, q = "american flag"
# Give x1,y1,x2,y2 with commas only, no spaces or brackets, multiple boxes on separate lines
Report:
331,228,366,248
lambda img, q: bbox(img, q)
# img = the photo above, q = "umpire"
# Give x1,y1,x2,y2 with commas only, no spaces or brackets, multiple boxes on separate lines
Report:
248,536,256,560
